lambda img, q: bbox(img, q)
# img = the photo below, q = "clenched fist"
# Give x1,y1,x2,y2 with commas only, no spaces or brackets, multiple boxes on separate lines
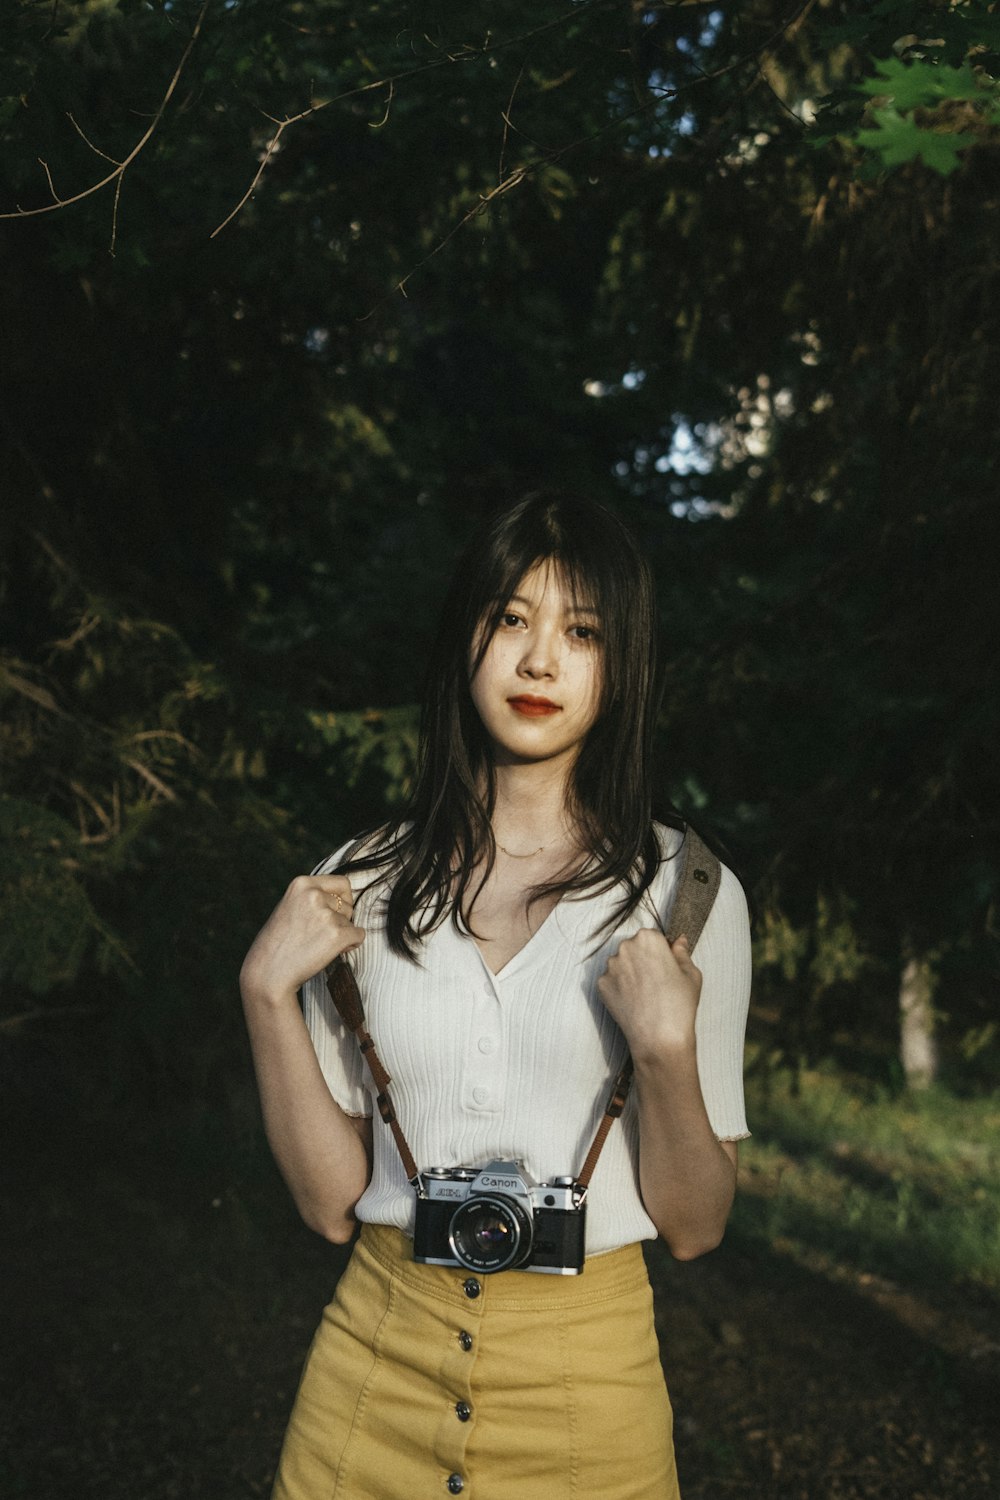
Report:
239,875,365,1005
596,929,703,1059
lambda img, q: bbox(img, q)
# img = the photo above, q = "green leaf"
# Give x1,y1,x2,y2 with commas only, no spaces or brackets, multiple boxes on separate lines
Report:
859,56,984,111
855,106,977,174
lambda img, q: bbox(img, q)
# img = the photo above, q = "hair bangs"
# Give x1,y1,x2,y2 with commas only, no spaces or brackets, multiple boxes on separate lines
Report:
466,498,641,696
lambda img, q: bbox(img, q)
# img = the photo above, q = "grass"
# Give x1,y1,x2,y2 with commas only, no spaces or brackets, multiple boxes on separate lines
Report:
733,1055,1000,1296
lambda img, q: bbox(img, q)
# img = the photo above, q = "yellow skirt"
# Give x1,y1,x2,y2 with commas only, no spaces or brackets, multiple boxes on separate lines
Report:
272,1223,679,1500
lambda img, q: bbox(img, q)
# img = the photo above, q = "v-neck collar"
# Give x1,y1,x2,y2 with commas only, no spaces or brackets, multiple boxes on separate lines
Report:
472,901,559,981
460,889,595,985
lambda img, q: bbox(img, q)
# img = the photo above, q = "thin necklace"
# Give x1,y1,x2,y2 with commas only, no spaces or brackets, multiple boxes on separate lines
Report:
497,841,545,859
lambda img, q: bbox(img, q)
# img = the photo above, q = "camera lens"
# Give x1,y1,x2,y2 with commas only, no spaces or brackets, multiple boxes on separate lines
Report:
448,1195,532,1273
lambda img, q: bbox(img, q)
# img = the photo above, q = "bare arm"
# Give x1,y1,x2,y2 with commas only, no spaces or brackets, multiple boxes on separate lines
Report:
597,928,739,1259
240,874,372,1244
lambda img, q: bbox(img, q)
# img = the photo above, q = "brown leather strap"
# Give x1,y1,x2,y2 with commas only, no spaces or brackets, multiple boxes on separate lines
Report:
325,961,421,1186
575,827,722,1192
575,1057,634,1192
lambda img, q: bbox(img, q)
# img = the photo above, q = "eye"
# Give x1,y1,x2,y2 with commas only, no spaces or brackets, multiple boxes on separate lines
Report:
569,624,600,641
499,611,524,628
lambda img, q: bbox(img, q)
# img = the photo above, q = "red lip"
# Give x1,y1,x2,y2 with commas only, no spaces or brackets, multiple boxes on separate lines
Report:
508,696,560,717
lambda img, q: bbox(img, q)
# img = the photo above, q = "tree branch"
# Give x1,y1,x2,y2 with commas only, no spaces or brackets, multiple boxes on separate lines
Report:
359,0,814,318
210,0,614,238
66,113,123,168
0,1,208,252
122,757,178,802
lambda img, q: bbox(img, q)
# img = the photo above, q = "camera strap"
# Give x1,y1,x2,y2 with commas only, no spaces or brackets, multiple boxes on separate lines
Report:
325,824,722,1199
326,959,422,1187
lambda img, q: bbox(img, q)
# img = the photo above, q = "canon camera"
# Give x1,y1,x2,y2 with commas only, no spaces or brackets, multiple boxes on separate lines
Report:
413,1158,586,1275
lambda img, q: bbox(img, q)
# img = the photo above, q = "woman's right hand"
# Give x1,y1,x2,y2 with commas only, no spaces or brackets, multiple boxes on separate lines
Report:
239,875,365,1005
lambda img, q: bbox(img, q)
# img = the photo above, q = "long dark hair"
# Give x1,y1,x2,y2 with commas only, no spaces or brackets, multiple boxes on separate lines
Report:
340,492,667,957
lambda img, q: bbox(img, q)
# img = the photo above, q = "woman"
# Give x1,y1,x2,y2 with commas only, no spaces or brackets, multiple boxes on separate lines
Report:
241,494,751,1499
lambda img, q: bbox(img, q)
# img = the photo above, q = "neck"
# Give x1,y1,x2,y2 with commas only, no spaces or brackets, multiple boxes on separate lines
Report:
488,756,577,854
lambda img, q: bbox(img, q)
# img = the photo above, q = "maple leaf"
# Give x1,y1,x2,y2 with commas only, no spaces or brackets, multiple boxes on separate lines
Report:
855,107,977,174
859,56,984,111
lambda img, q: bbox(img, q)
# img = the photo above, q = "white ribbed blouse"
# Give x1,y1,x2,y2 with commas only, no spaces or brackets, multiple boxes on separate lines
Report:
302,823,751,1256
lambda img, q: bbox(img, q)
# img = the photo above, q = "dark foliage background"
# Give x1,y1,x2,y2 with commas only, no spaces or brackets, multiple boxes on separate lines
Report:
2,2,999,1496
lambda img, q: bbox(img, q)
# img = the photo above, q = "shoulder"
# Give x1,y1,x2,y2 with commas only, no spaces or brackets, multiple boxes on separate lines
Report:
310,842,353,878
311,822,410,879
651,820,749,931
652,819,685,862
711,862,750,930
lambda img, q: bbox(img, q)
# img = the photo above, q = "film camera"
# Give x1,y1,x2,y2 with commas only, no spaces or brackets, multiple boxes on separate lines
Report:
412,1159,587,1275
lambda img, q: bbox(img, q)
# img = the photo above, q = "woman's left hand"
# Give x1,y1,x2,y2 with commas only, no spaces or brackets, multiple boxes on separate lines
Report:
596,930,702,1058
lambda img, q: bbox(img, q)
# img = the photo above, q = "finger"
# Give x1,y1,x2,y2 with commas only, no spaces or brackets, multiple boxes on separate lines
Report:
670,934,696,965
303,879,354,916
286,873,354,915
617,927,667,955
310,873,354,897
339,923,366,951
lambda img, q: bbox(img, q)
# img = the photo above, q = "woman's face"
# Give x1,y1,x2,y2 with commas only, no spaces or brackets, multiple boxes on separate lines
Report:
468,561,603,768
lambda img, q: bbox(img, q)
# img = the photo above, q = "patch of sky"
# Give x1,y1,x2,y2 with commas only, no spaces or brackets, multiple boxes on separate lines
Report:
583,368,644,397
701,11,724,47
610,409,732,520
583,384,720,498
670,497,725,520
633,68,699,157
665,419,714,475
646,69,677,100
669,8,723,53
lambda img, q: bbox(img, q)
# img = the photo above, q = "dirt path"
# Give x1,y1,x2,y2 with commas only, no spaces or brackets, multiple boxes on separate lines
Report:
651,1236,999,1499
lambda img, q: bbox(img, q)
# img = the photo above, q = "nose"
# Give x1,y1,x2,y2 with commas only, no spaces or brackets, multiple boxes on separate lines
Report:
518,624,559,680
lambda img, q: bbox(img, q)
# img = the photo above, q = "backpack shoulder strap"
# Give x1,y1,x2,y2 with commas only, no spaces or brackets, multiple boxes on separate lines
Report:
663,824,721,952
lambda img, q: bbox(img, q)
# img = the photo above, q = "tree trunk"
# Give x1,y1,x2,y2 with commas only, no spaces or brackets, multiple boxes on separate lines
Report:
899,952,937,1090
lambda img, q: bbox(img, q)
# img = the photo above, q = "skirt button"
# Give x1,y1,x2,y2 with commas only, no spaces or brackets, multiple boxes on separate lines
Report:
447,1474,464,1494
455,1401,472,1422
458,1330,473,1351
463,1277,481,1299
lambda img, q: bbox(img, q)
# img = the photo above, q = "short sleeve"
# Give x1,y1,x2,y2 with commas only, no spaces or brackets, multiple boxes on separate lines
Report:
300,844,372,1120
692,863,752,1141
301,971,371,1118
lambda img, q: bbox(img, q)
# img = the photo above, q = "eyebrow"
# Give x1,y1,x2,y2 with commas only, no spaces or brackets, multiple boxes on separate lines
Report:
508,593,601,616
